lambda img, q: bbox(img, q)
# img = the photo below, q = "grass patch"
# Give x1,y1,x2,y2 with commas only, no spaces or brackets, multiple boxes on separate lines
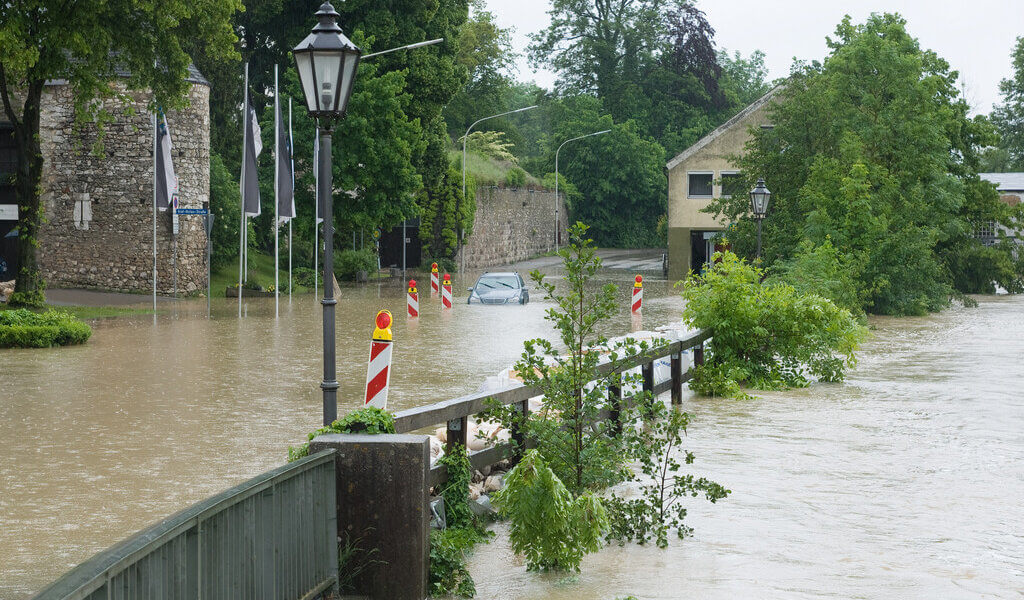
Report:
450,149,543,188
52,305,155,320
0,308,92,348
212,251,312,297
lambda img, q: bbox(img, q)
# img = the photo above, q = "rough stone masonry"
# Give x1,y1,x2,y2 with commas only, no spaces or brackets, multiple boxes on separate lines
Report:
35,77,210,294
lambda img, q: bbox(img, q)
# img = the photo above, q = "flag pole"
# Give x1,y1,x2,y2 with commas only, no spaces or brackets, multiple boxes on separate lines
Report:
274,64,280,319
314,136,319,300
288,97,293,303
152,110,157,312
238,62,247,318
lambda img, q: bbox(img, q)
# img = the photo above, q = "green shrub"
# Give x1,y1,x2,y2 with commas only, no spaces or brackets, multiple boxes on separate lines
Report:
688,362,750,399
335,249,377,281
493,450,608,572
437,444,474,530
504,166,527,187
425,256,457,275
292,266,316,288
287,407,395,462
0,308,92,348
681,249,867,390
429,528,480,598
768,238,865,315
8,289,45,308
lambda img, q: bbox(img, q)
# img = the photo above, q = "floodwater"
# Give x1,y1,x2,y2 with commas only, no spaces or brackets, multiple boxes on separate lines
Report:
2,262,1022,599
0,256,679,599
469,295,1024,599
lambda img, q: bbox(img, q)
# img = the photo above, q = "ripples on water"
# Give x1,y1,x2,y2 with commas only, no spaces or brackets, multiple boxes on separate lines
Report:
2,277,1022,598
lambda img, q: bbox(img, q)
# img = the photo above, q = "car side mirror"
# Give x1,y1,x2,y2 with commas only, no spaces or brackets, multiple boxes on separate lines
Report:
466,287,473,292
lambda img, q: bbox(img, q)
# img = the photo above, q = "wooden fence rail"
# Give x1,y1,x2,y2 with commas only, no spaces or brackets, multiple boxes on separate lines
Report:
391,329,711,487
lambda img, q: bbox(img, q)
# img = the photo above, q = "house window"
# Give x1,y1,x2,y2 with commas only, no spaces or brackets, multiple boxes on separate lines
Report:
975,221,997,245
721,172,743,198
687,173,713,198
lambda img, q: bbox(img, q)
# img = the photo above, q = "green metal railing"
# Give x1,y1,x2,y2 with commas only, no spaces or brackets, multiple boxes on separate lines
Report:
31,450,338,600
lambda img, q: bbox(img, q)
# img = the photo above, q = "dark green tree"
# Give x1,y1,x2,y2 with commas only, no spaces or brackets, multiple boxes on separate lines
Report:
0,0,241,305
709,14,1023,315
990,36,1024,171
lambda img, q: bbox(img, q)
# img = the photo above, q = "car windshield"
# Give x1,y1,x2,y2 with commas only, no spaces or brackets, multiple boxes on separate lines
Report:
476,275,519,290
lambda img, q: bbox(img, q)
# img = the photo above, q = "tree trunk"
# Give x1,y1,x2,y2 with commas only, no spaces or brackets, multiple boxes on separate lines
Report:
11,81,46,305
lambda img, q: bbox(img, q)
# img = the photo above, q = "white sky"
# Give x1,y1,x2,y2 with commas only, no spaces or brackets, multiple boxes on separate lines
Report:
488,0,1024,115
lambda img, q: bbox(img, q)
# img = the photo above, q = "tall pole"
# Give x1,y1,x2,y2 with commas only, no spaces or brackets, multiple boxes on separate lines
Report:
756,217,763,261
319,123,337,426
289,98,293,303
152,111,157,312
460,105,537,275
238,63,247,318
402,219,407,278
274,64,280,319
314,136,319,300
554,129,611,253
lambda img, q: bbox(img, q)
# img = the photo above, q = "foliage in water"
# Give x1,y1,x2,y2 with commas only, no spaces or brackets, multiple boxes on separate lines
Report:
287,407,395,462
493,450,608,572
438,444,475,530
429,527,483,598
0,308,92,348
606,408,730,548
681,249,867,391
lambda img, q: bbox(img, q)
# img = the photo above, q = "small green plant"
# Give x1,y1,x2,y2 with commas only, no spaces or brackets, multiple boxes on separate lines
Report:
335,249,377,281
7,289,45,308
606,409,730,548
292,266,316,288
493,450,608,572
336,533,382,594
429,527,480,598
287,407,395,462
687,362,751,400
505,166,527,187
0,308,92,348
437,444,474,530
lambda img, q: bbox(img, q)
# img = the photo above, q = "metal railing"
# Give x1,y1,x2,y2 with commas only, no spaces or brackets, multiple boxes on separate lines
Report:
392,329,711,486
31,450,339,600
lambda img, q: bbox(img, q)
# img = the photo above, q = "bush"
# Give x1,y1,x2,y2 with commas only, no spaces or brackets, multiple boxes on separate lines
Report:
287,407,395,461
292,266,316,288
769,239,864,315
335,249,377,281
504,166,527,187
0,308,92,348
429,528,479,598
681,249,867,390
493,450,607,572
688,362,750,399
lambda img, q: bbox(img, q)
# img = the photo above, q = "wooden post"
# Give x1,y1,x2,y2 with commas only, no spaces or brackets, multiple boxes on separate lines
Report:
510,399,529,466
608,375,623,436
670,351,683,405
694,341,705,367
641,359,655,416
446,416,468,455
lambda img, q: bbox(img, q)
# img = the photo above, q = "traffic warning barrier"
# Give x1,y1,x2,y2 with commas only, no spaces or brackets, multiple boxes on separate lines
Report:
430,263,440,296
365,310,393,409
441,273,453,309
631,274,643,313
407,279,419,318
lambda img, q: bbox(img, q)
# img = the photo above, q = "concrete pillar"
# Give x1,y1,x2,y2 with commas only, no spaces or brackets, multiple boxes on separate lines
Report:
310,433,431,600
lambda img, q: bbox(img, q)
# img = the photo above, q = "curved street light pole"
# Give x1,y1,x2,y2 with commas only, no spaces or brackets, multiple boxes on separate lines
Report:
554,129,610,251
460,105,538,274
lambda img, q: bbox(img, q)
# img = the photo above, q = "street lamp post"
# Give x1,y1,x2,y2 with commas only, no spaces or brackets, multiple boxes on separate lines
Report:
295,3,443,426
749,177,771,261
554,129,610,251
460,105,537,274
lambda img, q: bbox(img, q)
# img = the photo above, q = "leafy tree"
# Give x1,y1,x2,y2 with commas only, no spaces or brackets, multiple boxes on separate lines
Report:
991,36,1024,170
0,0,241,305
419,165,474,260
681,249,867,391
718,49,772,107
709,14,1023,315
209,153,241,269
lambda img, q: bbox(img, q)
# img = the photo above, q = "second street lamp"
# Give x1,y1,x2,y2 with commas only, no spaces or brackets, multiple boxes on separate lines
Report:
555,129,610,251
749,177,771,261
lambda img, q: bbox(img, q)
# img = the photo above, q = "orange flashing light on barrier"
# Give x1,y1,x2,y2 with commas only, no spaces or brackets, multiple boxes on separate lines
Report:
430,263,440,296
441,273,453,309
365,309,394,409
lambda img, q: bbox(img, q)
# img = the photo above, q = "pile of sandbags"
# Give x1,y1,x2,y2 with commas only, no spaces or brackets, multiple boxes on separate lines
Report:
0,280,14,303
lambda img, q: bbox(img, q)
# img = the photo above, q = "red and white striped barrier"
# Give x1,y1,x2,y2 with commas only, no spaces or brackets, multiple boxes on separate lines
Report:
407,279,419,317
441,273,453,309
430,263,440,296
364,310,393,409
631,275,643,313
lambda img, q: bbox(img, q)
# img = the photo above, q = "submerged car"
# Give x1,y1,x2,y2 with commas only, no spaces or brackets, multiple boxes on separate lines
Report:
467,272,529,305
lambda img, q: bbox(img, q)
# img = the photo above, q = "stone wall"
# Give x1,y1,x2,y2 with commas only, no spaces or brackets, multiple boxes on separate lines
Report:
457,185,567,269
36,82,210,294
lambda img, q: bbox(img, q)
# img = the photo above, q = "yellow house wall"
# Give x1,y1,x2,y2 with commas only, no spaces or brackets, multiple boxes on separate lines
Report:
666,99,773,280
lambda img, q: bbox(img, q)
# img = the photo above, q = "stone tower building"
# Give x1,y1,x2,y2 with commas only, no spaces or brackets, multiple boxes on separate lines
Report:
33,68,210,294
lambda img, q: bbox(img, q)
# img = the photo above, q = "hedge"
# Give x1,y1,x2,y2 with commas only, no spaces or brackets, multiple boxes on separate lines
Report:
0,308,93,348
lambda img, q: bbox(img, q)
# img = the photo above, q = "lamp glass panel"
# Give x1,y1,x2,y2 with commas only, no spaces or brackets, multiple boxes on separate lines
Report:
314,51,343,113
294,52,318,112
336,52,360,114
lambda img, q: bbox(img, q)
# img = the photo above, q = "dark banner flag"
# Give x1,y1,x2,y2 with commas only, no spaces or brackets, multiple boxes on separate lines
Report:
276,98,294,222
155,112,177,212
241,91,262,217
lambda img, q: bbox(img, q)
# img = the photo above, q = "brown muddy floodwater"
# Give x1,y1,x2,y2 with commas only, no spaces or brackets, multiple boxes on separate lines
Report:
1,262,1022,599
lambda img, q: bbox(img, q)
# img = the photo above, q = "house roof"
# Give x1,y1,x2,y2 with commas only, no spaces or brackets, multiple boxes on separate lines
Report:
665,84,783,171
979,172,1024,192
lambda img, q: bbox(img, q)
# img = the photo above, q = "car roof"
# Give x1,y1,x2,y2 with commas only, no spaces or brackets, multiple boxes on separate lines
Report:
480,272,519,277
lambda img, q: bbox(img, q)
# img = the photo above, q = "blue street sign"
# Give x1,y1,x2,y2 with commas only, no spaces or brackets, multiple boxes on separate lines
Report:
176,208,209,215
